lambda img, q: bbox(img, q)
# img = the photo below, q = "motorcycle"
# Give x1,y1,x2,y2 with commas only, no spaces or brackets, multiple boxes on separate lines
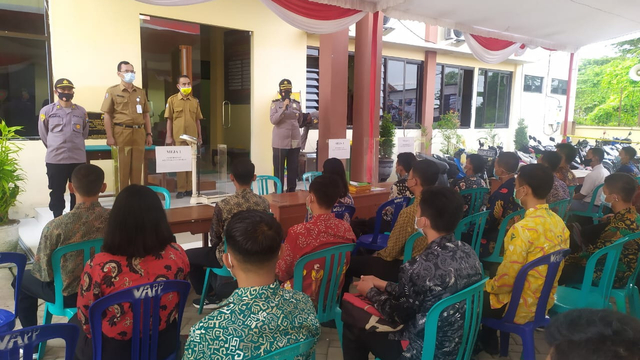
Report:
478,140,500,180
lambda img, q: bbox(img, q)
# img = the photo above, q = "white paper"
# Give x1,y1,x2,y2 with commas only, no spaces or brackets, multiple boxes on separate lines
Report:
155,146,192,173
397,137,415,154
328,139,350,159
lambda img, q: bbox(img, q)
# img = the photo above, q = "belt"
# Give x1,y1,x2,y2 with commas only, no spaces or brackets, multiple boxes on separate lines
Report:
114,123,144,129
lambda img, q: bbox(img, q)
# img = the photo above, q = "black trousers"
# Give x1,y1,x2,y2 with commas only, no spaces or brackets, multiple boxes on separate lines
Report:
342,322,403,360
342,256,403,294
186,247,237,299
273,147,300,192
480,291,507,340
46,163,83,217
12,270,77,328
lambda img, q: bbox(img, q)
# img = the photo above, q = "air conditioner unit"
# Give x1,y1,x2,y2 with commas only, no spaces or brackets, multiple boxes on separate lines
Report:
444,28,464,41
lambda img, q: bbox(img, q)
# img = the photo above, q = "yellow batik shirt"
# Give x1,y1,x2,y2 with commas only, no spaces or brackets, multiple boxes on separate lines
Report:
485,204,570,324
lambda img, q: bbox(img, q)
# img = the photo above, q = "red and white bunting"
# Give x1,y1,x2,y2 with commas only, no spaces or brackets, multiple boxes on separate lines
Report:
259,0,366,34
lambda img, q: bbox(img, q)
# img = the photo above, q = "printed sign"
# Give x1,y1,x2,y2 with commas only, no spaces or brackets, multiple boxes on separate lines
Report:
397,137,415,154
328,139,350,159
156,146,192,173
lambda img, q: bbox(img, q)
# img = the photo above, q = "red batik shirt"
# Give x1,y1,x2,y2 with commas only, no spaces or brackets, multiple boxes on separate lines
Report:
76,243,190,340
276,213,356,306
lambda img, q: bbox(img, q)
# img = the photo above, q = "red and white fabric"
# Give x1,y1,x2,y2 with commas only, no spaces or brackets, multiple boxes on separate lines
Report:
464,33,535,64
259,0,366,34
135,0,212,5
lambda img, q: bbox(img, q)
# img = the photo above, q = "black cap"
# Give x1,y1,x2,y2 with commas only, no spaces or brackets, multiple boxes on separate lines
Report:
279,79,292,90
54,78,74,89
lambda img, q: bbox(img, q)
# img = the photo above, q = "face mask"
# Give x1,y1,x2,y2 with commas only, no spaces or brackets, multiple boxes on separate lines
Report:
600,192,611,207
513,187,524,207
615,156,621,163
493,167,498,178
306,196,312,214
414,217,425,236
123,72,136,84
57,91,73,102
584,158,592,167
280,90,291,100
180,87,192,96
227,254,236,280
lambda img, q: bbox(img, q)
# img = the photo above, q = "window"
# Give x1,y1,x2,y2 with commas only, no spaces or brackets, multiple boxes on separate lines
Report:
0,0,51,138
382,57,422,127
433,64,474,127
523,75,543,93
550,78,568,95
476,69,512,128
306,47,319,112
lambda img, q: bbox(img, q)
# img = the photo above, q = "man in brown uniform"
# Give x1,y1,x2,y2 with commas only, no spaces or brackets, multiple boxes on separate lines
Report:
101,61,152,191
165,75,203,198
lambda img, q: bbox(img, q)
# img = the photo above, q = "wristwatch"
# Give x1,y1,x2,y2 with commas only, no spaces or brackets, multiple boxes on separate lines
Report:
146,133,152,137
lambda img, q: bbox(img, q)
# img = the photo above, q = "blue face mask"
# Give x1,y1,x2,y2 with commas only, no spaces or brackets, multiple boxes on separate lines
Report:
615,156,621,163
123,72,136,84
600,192,611,208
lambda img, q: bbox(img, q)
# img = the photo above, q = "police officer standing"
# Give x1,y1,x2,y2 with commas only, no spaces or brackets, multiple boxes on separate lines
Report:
101,61,152,192
165,75,203,199
270,79,302,192
38,78,88,218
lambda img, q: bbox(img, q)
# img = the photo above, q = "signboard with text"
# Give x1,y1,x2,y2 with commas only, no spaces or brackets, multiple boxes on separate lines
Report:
328,139,350,159
155,146,192,173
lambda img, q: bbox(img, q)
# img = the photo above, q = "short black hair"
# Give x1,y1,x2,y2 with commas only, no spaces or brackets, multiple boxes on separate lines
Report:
546,309,640,360
224,210,283,267
117,61,131,72
396,152,417,173
71,164,104,197
497,152,520,174
466,154,486,174
177,75,190,83
322,158,349,198
103,185,174,258
411,159,440,187
621,146,637,159
517,164,554,200
556,143,578,164
604,173,638,203
418,186,464,233
231,158,255,186
540,151,563,172
309,175,341,210
589,147,605,162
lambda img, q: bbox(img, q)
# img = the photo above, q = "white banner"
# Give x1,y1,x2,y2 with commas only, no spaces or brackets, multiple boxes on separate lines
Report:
397,137,415,154
155,146,192,173
328,139,350,159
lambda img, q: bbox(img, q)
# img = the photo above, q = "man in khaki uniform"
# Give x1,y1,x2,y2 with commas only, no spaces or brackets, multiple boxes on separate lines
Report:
101,61,152,191
165,75,203,198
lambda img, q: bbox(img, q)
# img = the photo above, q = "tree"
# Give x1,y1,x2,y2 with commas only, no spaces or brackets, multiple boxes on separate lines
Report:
514,118,528,151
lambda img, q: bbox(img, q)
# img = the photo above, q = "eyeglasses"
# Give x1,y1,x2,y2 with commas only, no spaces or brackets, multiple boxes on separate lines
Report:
120,70,136,74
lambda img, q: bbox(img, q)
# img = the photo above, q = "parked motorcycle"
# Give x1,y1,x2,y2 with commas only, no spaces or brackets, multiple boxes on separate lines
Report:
478,140,500,179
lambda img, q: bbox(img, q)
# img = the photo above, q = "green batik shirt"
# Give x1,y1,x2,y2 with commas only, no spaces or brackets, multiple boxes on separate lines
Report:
31,201,110,295
183,282,320,360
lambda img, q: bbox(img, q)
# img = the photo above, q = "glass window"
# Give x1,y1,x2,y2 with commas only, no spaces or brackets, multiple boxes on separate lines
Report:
0,0,46,35
433,64,473,127
382,58,422,127
306,47,320,112
523,75,543,93
550,78,568,95
475,69,512,128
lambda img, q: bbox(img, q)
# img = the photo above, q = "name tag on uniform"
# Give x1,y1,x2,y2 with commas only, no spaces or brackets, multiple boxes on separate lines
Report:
136,105,143,114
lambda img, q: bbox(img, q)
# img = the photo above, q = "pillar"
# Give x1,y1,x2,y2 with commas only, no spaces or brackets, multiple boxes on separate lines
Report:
179,45,193,80
318,29,349,166
421,50,437,154
352,12,383,183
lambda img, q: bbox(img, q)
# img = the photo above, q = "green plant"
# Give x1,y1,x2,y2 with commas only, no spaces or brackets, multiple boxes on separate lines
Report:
433,111,463,156
0,121,24,225
416,123,432,154
479,123,502,148
379,113,395,159
514,118,529,151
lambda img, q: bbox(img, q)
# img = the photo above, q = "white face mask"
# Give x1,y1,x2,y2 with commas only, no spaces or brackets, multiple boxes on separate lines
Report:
227,254,236,280
123,72,136,84
414,217,425,235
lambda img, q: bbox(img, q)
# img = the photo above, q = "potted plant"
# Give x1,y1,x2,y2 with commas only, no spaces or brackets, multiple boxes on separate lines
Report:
379,113,395,182
433,110,463,156
0,121,25,252
514,118,529,152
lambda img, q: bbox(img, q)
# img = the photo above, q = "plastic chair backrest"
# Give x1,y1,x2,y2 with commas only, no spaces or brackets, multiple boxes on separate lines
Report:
147,186,171,209
586,183,605,214
0,323,79,360
567,185,577,197
254,175,283,195
302,171,322,190
454,211,490,256
422,278,488,360
369,196,411,246
501,249,571,324
89,280,191,360
51,238,103,315
403,232,423,264
549,198,570,220
459,187,490,215
636,176,640,185
293,243,355,323
0,253,26,331
482,209,526,263
574,233,640,309
258,338,316,360
332,204,356,222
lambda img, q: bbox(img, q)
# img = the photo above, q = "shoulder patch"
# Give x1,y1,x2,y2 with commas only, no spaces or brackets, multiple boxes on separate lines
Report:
105,93,109,99
40,113,46,121
166,103,169,108
271,103,276,109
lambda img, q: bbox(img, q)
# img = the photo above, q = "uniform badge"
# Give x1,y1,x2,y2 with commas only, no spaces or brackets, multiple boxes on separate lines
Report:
271,103,276,109
76,124,81,129
105,93,109,99
40,114,45,121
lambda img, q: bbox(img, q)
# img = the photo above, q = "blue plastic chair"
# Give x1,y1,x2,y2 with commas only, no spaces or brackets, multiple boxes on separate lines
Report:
482,209,526,264
148,185,171,209
566,183,606,224
459,187,489,215
302,171,322,190
38,238,103,360
332,204,356,223
548,198,570,220
89,280,191,360
0,323,79,360
567,185,577,198
0,253,26,334
198,241,233,315
254,175,283,195
611,254,640,315
353,197,411,253
552,233,640,314
454,211,490,256
482,249,571,360
259,338,316,360
403,232,423,264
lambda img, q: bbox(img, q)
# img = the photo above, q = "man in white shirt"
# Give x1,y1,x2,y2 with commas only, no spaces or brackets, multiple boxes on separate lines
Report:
571,147,609,213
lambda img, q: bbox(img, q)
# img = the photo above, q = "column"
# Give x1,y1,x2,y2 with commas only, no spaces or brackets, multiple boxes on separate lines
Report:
421,50,437,154
351,12,383,183
179,45,193,79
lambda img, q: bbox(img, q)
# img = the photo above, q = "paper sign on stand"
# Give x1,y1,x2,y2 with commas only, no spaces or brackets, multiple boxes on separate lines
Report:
397,137,415,154
155,146,192,173
328,139,350,159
